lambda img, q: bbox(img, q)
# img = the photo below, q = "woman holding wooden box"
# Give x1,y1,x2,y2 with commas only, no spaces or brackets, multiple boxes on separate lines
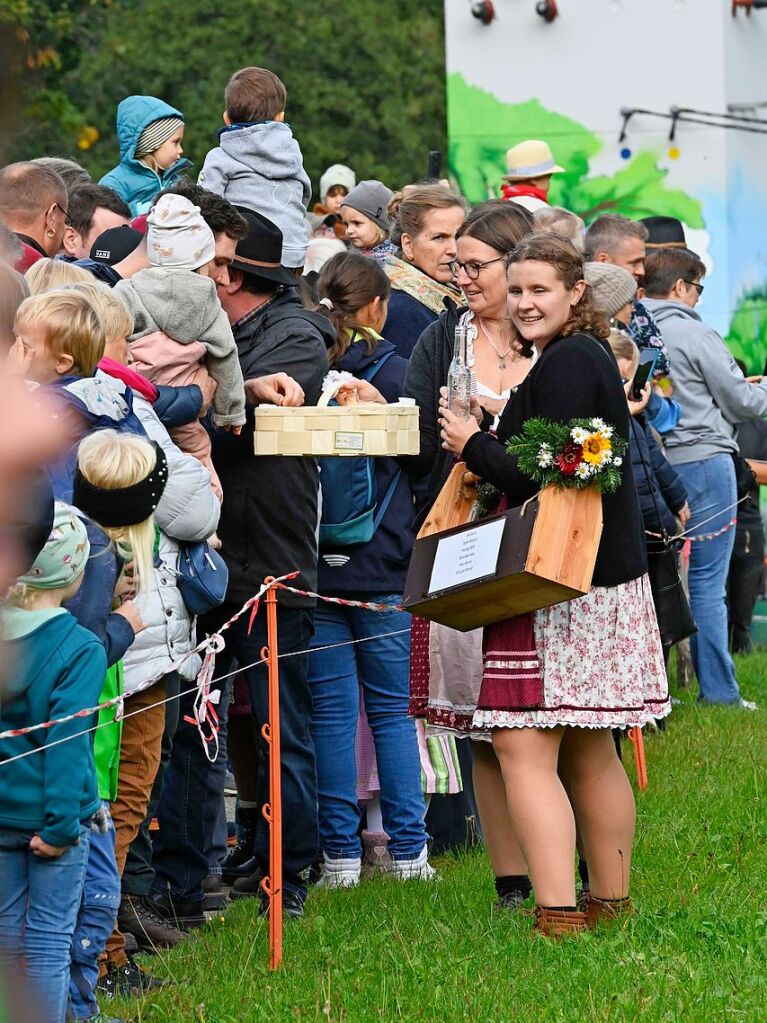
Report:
439,233,670,937
404,201,536,909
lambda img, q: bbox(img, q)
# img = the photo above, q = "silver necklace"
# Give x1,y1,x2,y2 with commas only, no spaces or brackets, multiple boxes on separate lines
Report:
477,315,513,369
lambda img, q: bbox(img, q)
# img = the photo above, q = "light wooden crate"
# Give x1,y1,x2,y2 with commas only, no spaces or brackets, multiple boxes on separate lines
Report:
253,401,420,457
404,485,603,631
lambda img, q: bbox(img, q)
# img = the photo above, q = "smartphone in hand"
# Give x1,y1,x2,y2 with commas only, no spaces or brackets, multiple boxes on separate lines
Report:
631,350,659,399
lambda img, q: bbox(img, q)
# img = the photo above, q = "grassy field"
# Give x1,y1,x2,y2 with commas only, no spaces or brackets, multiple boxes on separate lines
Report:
115,655,767,1023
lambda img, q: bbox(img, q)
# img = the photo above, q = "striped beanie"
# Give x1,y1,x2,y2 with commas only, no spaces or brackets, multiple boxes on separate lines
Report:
134,116,184,158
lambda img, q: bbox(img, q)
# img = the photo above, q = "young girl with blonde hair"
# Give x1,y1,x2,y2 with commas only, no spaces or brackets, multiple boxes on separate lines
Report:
65,428,169,1018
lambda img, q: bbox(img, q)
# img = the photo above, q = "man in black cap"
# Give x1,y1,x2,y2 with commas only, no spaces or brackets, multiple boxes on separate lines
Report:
149,205,332,921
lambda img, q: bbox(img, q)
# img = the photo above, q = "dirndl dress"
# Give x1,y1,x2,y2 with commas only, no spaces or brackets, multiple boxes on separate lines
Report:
473,574,671,730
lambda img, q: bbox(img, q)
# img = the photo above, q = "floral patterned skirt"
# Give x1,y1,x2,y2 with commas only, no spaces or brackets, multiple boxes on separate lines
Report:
473,574,671,730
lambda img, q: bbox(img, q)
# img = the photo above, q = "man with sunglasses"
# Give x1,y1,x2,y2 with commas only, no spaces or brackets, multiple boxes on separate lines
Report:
644,246,767,710
0,161,70,270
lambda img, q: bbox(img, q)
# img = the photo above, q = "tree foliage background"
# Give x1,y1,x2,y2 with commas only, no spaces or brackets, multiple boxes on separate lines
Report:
0,0,447,192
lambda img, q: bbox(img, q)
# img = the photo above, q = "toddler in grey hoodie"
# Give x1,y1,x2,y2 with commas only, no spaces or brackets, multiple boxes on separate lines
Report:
115,193,246,499
198,66,311,268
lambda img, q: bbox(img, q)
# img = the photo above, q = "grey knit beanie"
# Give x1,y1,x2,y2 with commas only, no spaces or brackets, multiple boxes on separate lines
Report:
584,262,637,318
341,180,394,231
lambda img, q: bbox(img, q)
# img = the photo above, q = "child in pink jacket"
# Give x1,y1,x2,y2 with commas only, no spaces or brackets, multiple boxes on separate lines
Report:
115,193,246,499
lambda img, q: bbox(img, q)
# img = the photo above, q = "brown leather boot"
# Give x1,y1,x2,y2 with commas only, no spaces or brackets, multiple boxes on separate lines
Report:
533,906,587,938
585,895,634,929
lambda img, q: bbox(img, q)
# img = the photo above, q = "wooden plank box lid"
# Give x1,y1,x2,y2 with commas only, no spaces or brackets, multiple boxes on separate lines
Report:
403,485,603,632
253,402,420,457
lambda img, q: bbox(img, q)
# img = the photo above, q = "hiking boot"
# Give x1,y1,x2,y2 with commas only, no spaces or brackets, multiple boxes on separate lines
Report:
390,845,437,881
315,854,361,889
122,930,138,956
533,906,587,939
496,890,527,911
146,890,205,930
201,873,228,912
97,957,167,999
257,886,307,919
585,894,634,929
230,866,264,900
221,806,260,883
118,894,185,951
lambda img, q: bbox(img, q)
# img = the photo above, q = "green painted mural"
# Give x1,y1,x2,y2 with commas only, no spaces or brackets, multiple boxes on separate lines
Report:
447,74,704,225
447,73,767,369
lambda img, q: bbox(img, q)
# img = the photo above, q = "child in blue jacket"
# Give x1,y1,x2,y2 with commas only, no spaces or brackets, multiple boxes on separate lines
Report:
100,95,190,216
0,503,107,1023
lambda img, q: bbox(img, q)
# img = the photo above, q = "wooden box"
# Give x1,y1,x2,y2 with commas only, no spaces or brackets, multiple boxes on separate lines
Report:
253,396,420,457
403,485,603,631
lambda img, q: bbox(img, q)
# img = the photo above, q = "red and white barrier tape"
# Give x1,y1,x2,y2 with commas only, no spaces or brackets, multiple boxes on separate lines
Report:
0,573,297,745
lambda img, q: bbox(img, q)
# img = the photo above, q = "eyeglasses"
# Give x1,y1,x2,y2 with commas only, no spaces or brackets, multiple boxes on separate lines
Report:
448,256,506,280
683,279,704,295
55,202,73,227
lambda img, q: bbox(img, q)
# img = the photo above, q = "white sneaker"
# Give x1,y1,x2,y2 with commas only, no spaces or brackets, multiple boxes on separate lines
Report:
739,698,759,711
390,845,438,881
315,855,361,889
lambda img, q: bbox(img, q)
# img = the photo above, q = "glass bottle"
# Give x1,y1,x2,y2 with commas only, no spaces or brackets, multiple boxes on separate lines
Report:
448,322,473,419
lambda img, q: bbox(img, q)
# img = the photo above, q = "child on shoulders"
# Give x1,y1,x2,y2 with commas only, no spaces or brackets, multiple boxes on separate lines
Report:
100,95,189,216
198,66,311,268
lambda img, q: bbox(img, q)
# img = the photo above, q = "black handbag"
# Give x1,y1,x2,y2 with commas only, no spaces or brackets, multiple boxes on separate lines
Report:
631,419,698,648
645,545,698,648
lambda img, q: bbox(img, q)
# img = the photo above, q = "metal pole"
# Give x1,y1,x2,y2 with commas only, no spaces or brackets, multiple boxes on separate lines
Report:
259,578,283,970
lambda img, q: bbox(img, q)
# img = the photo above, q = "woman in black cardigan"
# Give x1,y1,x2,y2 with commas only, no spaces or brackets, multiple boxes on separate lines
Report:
439,234,670,937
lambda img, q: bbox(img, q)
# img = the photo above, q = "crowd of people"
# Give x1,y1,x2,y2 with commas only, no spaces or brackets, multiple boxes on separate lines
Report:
0,64,764,1023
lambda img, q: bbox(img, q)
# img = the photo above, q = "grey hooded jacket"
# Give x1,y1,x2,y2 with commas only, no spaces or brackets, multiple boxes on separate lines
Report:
198,121,311,268
643,298,767,465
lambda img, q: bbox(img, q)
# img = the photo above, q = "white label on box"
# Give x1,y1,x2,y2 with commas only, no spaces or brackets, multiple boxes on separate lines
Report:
428,517,506,594
334,431,365,451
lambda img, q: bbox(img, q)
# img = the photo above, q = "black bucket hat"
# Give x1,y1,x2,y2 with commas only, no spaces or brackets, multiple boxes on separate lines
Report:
641,216,686,249
230,207,298,287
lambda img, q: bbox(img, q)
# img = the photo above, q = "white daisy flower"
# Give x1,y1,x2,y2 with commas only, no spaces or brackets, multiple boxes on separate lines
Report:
590,418,607,431
570,427,589,444
613,456,623,467
575,463,592,479
601,425,614,439
537,451,553,467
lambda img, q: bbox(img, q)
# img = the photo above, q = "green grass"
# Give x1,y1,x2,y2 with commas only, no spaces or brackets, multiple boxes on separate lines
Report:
114,656,767,1023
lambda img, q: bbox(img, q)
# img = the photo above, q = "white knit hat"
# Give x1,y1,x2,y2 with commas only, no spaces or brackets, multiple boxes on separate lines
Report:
319,164,356,203
146,194,216,271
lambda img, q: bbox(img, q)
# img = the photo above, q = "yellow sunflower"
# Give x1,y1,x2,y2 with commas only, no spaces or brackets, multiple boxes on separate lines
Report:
581,432,612,465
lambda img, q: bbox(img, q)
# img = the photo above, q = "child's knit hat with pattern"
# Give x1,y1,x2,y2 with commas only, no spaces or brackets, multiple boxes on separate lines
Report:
146,194,216,271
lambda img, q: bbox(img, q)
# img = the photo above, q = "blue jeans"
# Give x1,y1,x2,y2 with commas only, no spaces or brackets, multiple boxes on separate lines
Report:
307,596,427,860
68,806,121,1021
152,603,318,900
674,453,741,704
0,824,91,1023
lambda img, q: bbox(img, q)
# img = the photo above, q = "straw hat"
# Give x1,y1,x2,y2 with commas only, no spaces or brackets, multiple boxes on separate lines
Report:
504,139,564,181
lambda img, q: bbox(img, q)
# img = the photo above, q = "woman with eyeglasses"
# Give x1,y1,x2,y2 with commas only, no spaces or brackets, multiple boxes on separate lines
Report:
382,185,466,359
403,200,535,909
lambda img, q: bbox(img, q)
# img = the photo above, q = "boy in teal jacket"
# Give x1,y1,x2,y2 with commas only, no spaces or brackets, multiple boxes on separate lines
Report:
0,503,106,1023
100,95,191,216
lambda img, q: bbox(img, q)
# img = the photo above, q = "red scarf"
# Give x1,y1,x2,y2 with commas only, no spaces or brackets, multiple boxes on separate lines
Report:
501,183,549,204
98,357,159,403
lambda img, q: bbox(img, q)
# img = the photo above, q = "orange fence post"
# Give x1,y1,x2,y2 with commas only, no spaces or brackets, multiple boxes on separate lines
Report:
628,726,648,791
259,578,283,970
